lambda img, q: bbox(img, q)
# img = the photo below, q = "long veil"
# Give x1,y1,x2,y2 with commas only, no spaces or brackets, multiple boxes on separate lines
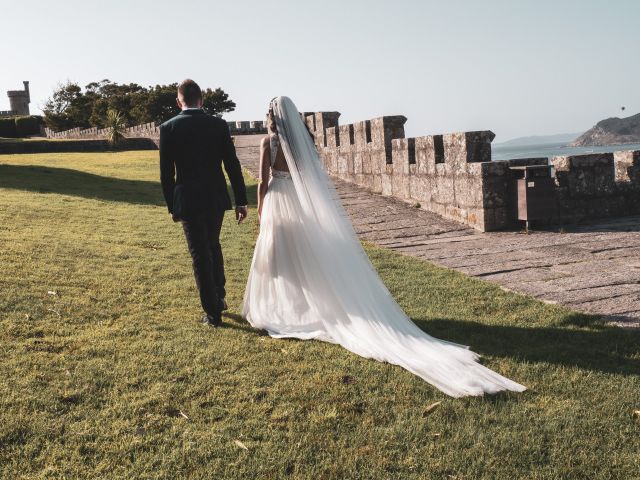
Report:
264,96,525,397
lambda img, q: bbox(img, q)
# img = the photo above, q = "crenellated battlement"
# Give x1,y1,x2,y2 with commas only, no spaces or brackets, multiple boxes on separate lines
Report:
549,152,640,220
44,125,136,140
304,111,640,231
227,120,267,135
45,117,267,144
44,107,640,231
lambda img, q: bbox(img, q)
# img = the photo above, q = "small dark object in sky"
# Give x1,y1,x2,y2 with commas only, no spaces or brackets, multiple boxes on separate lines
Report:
621,106,626,111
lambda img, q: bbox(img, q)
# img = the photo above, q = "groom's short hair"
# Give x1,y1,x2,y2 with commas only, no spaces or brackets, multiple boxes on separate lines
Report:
177,79,202,106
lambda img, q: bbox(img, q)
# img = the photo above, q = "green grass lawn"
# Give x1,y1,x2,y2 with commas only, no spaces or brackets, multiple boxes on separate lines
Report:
0,152,638,479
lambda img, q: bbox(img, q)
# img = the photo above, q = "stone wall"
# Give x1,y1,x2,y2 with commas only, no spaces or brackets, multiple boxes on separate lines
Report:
227,120,267,135
42,107,640,231
0,138,158,155
551,152,640,222
45,118,266,144
304,111,640,231
45,123,160,143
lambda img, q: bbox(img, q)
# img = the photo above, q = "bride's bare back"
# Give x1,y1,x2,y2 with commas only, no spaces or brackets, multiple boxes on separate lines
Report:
257,132,289,220
269,135,289,172
256,101,293,220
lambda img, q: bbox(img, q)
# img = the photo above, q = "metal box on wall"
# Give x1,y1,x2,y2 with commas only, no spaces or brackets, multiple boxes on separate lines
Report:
509,165,556,230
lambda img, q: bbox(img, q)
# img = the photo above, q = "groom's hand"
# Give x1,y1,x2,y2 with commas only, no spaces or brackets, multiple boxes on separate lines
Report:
236,206,248,224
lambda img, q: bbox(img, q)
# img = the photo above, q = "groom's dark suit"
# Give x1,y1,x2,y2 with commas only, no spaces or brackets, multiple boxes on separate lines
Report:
160,108,247,319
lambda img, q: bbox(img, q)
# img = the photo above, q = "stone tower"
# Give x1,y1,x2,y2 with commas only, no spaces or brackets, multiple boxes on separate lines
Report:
7,81,30,116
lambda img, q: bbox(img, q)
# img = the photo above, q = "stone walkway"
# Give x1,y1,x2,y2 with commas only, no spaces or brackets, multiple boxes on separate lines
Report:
235,139,640,327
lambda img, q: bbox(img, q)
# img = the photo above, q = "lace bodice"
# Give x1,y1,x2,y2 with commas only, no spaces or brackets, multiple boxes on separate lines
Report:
269,134,280,167
269,134,291,178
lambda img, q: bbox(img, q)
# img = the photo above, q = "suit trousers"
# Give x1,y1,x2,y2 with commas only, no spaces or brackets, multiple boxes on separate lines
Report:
181,210,226,317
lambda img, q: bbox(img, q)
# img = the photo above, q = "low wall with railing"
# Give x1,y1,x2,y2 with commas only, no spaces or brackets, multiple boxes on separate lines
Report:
45,118,266,144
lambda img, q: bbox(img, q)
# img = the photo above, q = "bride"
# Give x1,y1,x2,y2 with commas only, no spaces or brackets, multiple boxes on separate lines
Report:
242,96,525,397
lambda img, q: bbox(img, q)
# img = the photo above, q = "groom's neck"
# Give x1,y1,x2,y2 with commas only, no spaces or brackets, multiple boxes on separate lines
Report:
181,100,203,111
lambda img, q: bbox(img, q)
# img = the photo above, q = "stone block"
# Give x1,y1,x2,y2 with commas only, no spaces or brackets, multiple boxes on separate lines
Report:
353,151,363,174
481,207,507,232
614,150,640,184
465,131,495,163
370,116,407,163
304,114,316,133
415,135,437,175
443,132,467,172
361,174,374,190
354,120,372,148
390,141,411,199
339,124,355,149
346,150,354,175
362,150,372,174
372,174,382,193
326,126,339,148
391,174,408,199
552,153,615,197
443,130,494,171
381,173,393,196
337,151,349,176
456,174,484,208
314,112,340,147
370,148,387,174
409,175,431,205
433,174,455,206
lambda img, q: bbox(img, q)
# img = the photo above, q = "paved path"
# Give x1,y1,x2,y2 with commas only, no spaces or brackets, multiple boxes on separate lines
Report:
235,139,640,327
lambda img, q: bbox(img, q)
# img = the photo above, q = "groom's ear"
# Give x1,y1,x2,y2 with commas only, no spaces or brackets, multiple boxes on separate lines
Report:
176,97,183,109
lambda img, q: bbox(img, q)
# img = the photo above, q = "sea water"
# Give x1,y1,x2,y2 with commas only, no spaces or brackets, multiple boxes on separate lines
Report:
491,141,640,161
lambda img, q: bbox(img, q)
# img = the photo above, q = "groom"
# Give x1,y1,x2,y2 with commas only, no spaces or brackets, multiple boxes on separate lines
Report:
160,79,248,327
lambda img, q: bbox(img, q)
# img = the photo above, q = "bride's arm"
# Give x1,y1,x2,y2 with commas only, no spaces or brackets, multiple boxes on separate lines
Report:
257,136,270,222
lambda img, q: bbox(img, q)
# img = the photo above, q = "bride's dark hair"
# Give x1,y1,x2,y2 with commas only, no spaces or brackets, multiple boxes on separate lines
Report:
267,98,278,134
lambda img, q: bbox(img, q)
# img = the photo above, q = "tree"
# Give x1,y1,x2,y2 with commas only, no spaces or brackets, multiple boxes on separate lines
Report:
42,81,236,130
134,84,236,124
137,84,182,125
86,80,146,127
202,88,236,118
105,109,127,146
42,81,91,131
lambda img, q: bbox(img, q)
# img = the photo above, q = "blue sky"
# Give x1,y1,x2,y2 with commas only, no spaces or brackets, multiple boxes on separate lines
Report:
1,0,638,141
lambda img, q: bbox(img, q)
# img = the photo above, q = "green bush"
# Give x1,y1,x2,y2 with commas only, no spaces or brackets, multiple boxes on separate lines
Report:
14,116,42,137
0,116,42,138
0,117,17,138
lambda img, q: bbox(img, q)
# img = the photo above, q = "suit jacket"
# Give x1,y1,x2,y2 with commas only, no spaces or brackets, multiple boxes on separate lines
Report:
159,109,248,218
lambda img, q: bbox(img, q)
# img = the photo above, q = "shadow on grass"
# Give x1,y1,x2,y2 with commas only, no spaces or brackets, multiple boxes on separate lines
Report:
220,312,267,335
221,309,638,376
0,164,258,207
415,316,640,376
224,311,639,376
0,164,164,206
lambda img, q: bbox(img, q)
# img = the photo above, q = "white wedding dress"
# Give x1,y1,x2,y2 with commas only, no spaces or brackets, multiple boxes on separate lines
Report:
242,96,526,397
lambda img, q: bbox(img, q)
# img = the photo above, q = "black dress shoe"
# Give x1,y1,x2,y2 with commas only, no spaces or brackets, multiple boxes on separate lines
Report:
201,314,222,327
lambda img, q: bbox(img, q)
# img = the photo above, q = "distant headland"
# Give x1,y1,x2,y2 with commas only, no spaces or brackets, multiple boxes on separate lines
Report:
496,132,583,147
571,112,640,146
